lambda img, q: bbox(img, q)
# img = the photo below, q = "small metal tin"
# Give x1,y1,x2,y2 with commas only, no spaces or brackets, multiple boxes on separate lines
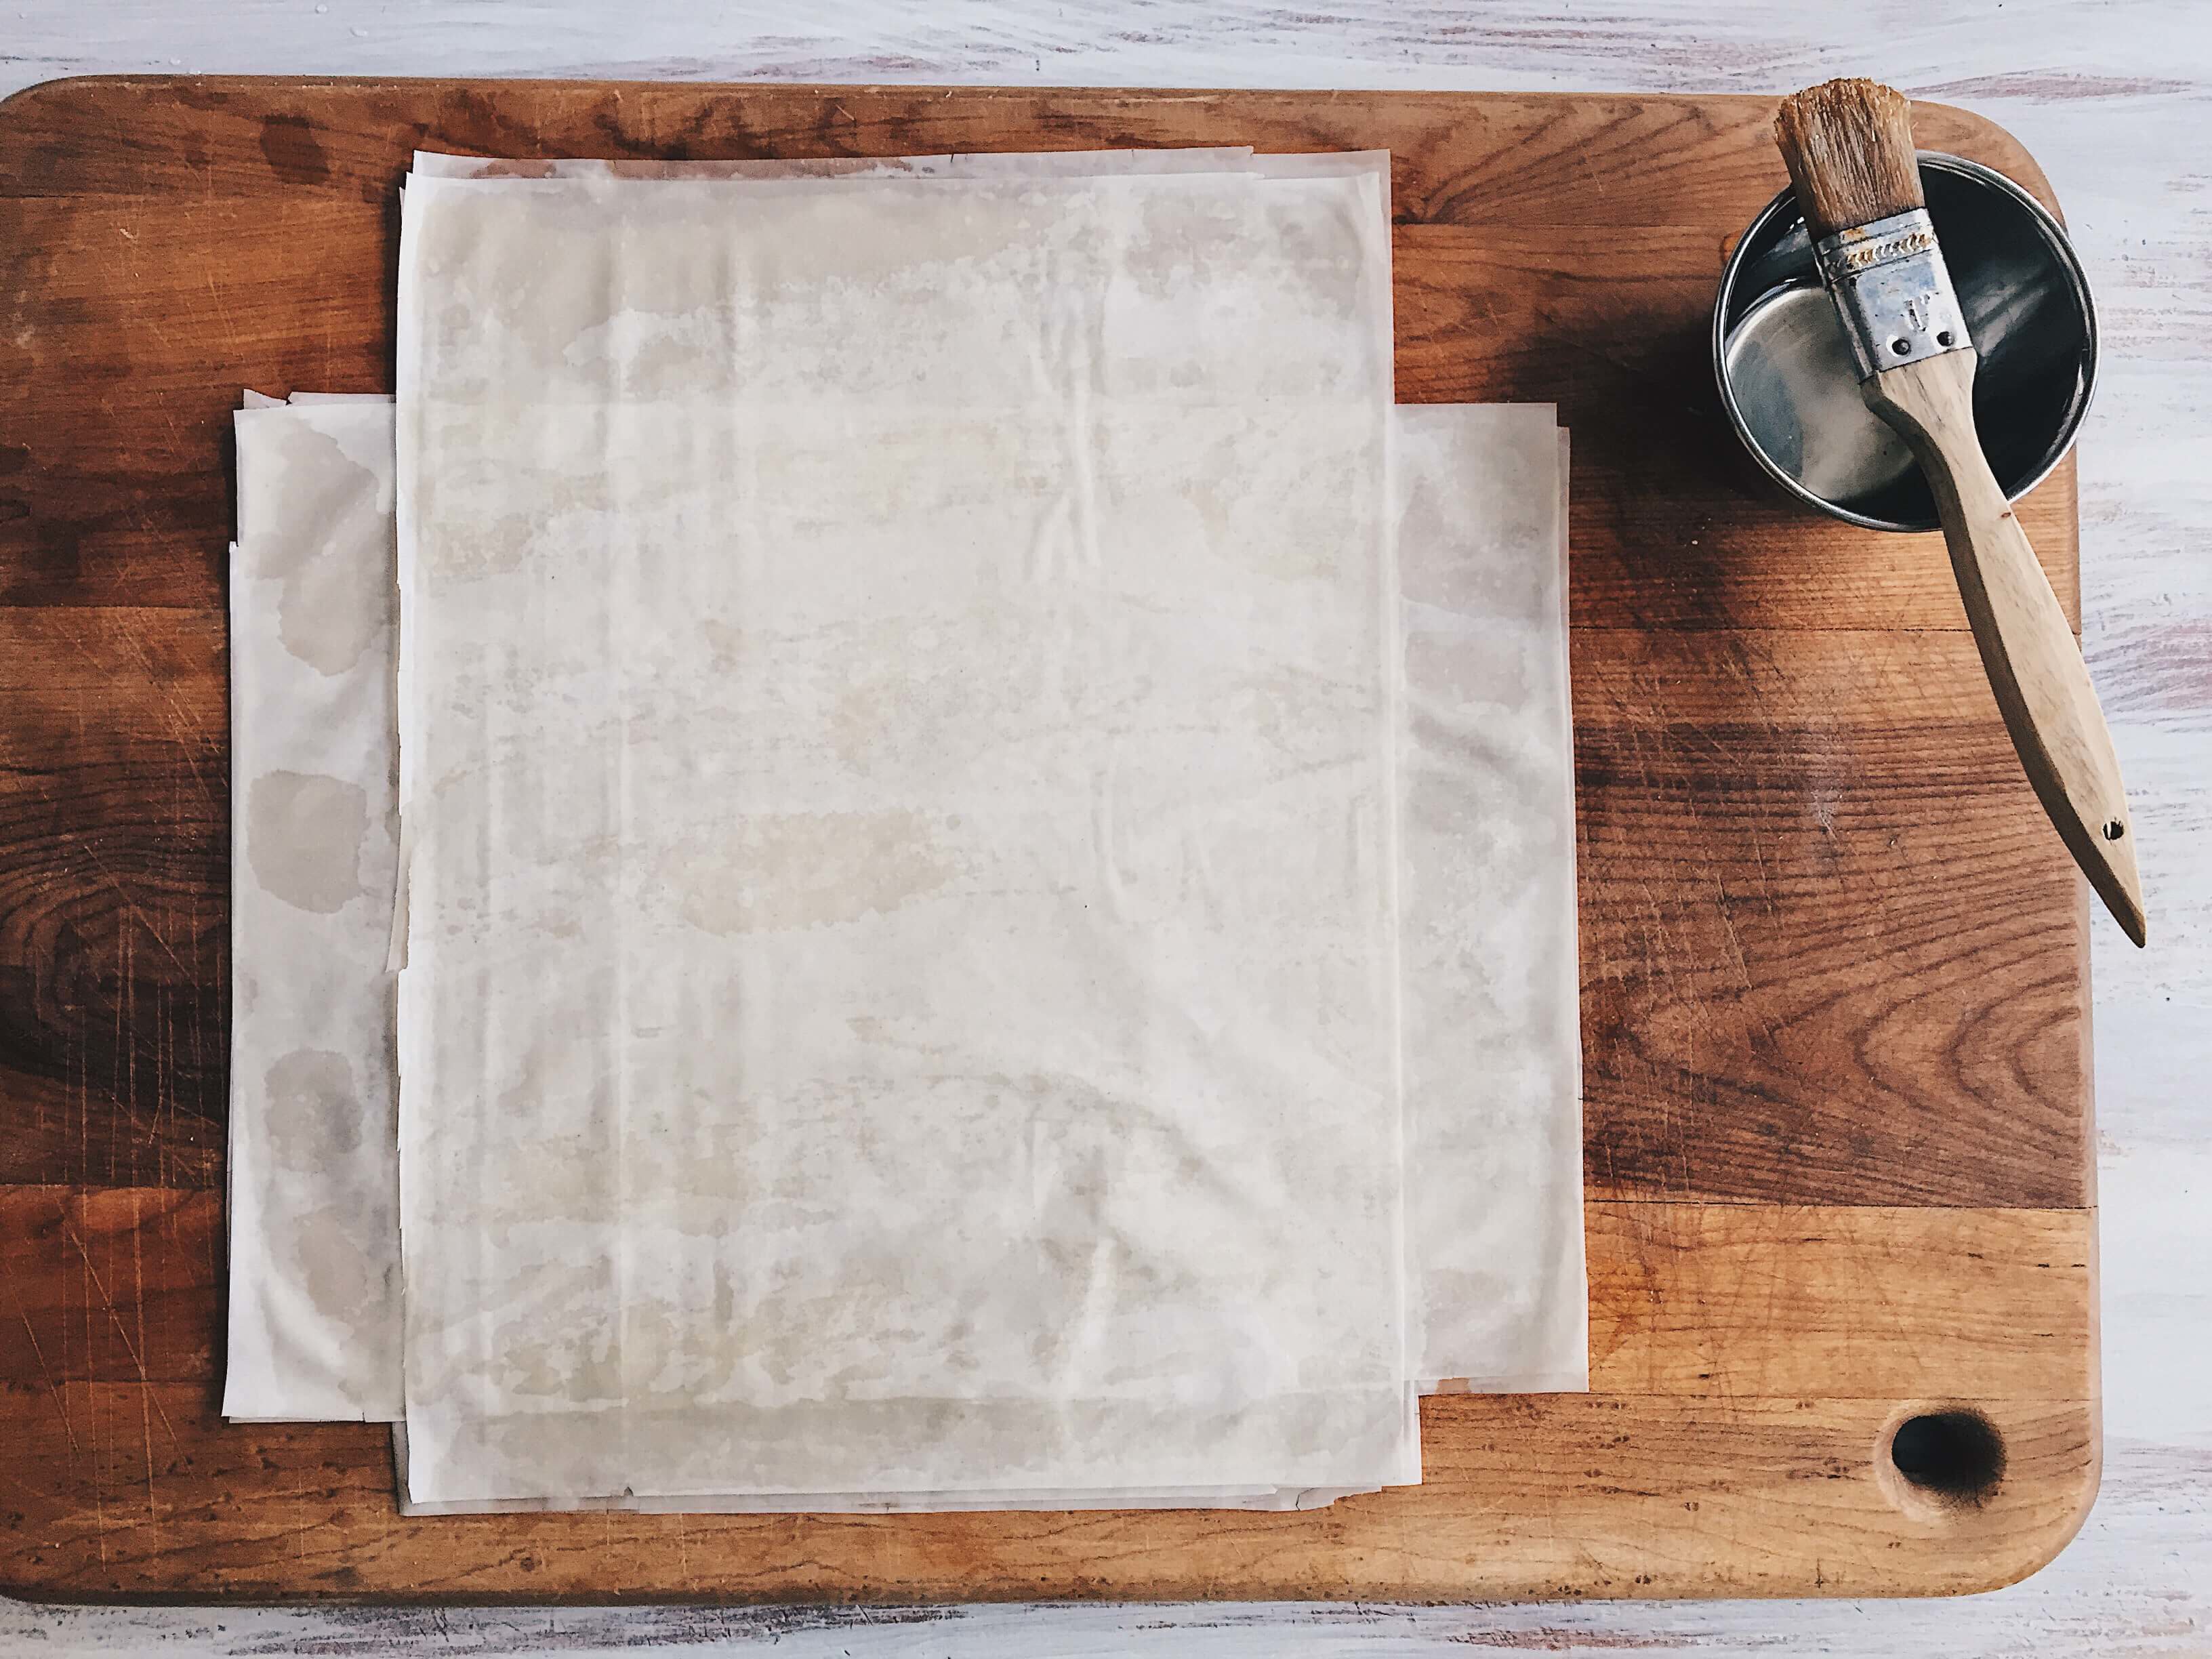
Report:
1713,152,2097,533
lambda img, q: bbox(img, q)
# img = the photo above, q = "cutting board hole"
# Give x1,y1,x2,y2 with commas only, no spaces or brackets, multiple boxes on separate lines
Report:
2103,819,2126,841
1888,1410,2005,1507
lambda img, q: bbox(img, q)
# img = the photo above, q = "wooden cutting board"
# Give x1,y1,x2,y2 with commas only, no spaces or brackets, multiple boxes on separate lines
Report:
0,77,2096,1603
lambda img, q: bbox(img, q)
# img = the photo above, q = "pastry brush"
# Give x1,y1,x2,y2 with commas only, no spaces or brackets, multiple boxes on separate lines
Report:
1774,78,2146,945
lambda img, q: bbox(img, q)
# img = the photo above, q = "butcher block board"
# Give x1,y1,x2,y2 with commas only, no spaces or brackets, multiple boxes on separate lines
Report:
0,77,2097,1604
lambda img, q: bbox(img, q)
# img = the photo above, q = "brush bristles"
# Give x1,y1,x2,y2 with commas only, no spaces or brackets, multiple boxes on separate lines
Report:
1774,78,1925,241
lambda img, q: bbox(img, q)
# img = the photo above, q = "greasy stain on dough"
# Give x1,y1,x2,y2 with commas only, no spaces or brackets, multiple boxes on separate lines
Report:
661,811,958,934
247,769,370,913
247,419,392,676
292,1202,391,1324
263,1048,365,1168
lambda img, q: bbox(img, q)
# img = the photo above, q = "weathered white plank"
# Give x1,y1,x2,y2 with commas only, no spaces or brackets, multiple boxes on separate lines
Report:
1,1,2205,1652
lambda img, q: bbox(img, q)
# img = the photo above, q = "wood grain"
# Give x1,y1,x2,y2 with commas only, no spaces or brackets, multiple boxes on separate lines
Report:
0,89,2081,629
2,1204,2093,1601
1574,628,2088,1207
0,1187,218,1388
0,77,2097,1604
0,1192,2093,1399
0,607,227,1190
0,1388,2097,1604
0,612,2096,1202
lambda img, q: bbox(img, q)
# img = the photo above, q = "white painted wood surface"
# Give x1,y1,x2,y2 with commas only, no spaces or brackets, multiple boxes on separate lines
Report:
2,3,2204,1652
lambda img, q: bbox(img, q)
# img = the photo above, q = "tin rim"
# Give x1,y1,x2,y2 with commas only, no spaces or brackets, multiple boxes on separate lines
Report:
1711,152,2099,533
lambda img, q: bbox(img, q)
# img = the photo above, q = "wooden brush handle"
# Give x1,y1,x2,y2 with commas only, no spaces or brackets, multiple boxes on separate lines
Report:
1864,348,2146,944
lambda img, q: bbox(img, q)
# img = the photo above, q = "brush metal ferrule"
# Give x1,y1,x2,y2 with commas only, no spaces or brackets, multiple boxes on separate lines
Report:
1811,208,1971,382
